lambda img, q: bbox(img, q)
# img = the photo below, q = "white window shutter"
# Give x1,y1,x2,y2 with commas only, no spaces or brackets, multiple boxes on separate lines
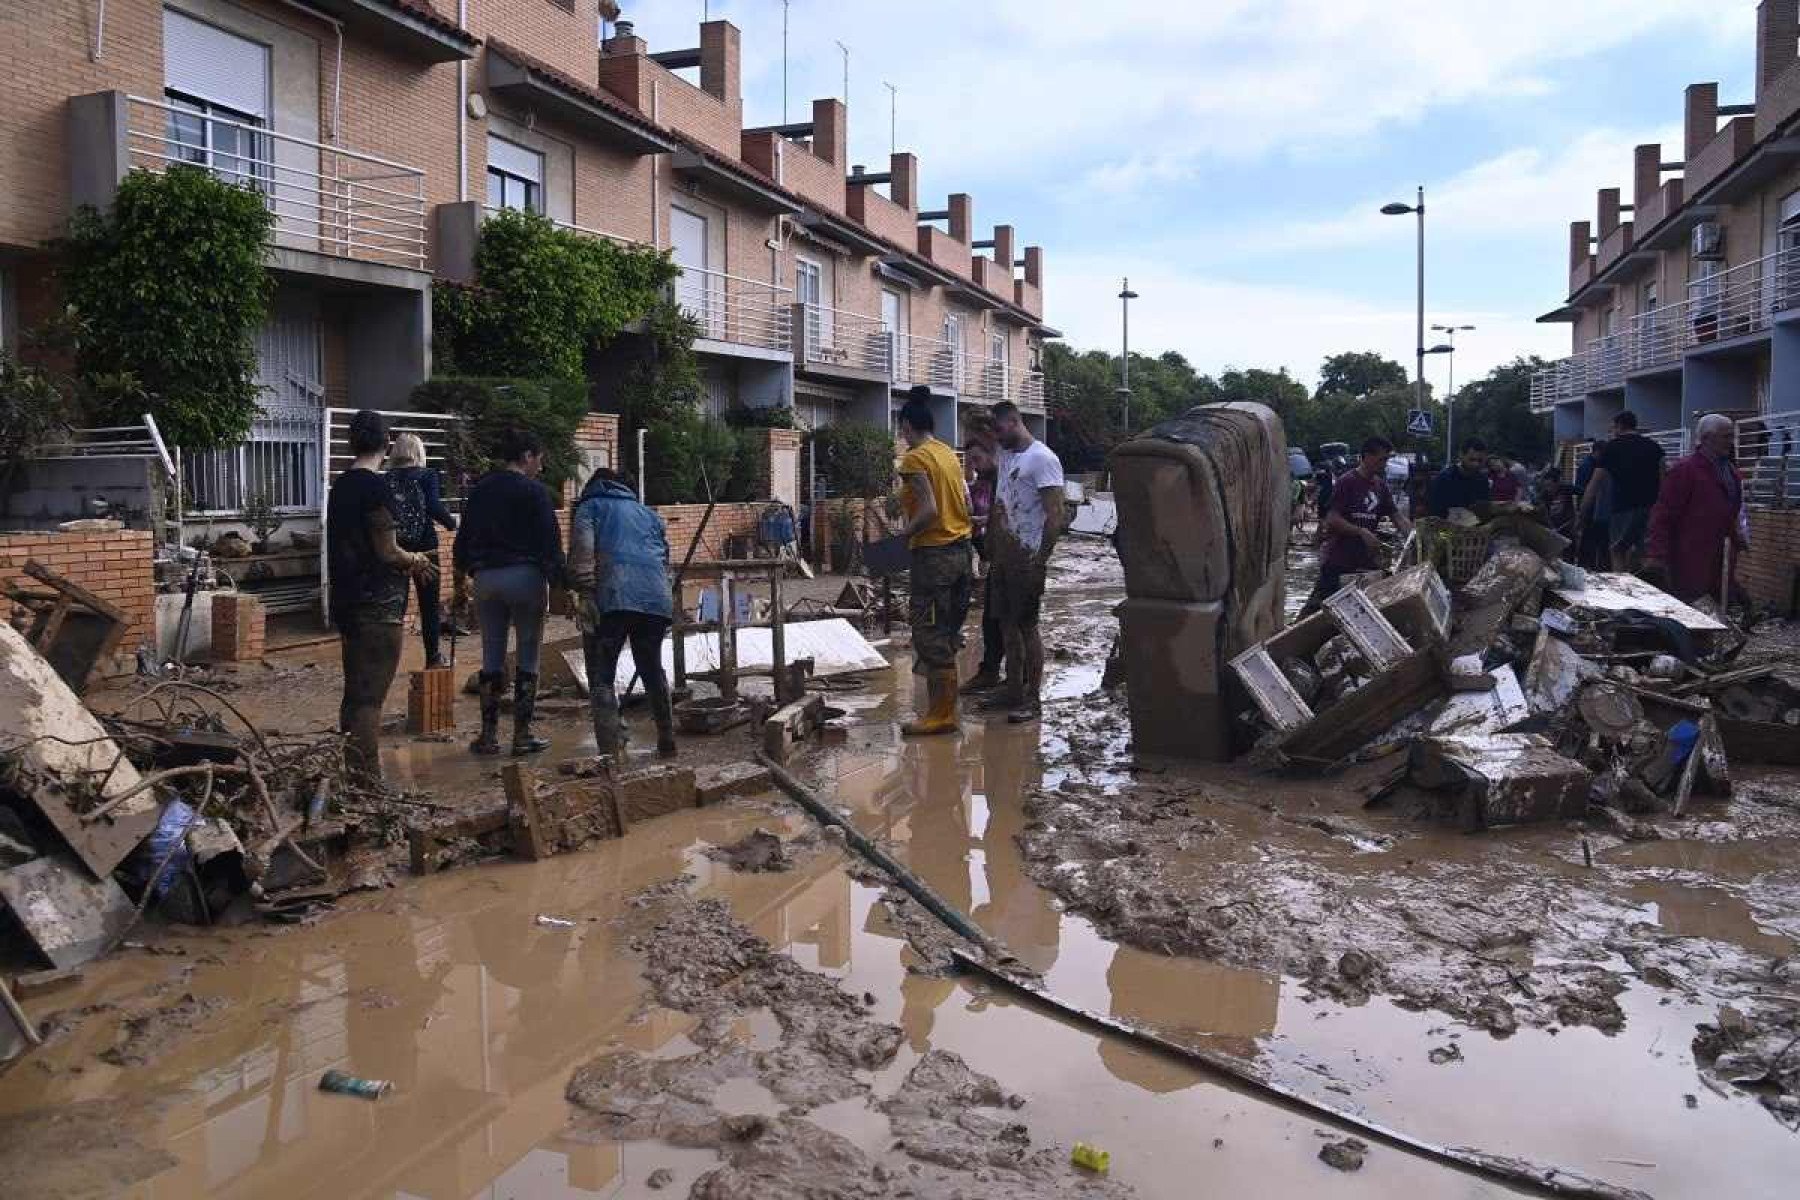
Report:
164,9,270,119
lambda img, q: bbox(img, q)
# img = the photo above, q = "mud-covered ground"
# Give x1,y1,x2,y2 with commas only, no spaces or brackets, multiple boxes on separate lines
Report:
1019,537,1800,1125
566,890,1131,1198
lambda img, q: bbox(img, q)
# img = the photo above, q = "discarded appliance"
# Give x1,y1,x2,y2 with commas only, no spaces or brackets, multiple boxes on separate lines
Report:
1111,403,1291,760
1410,734,1593,829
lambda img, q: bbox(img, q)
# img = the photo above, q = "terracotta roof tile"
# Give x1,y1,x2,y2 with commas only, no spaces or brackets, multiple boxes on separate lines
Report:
380,0,477,45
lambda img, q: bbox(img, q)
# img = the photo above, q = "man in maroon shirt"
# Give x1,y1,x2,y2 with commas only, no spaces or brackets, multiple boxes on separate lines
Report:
1301,435,1413,615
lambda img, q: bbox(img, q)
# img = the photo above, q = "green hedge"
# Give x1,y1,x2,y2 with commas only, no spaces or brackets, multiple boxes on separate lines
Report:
411,376,589,493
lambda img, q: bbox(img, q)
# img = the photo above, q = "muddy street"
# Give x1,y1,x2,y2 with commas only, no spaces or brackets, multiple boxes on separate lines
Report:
2,537,1798,1198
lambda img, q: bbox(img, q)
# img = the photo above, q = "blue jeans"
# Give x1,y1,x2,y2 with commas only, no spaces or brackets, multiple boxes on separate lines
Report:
473,563,547,676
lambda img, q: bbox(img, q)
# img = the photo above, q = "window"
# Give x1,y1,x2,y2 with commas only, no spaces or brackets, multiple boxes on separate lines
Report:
1641,279,1657,312
880,289,905,376
486,135,544,214
795,256,826,350
942,313,964,387
163,9,270,190
989,330,1008,398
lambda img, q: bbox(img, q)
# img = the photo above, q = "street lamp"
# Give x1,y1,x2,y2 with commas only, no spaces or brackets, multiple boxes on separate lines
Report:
1430,322,1476,460
1118,278,1139,433
1381,187,1427,427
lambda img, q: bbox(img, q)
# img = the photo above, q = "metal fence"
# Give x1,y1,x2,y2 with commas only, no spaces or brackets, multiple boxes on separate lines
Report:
179,407,322,516
1737,410,1800,509
126,94,429,270
798,302,890,374
674,266,791,352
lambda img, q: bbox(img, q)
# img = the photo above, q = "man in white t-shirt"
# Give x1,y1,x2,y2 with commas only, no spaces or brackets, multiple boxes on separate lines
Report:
984,401,1065,723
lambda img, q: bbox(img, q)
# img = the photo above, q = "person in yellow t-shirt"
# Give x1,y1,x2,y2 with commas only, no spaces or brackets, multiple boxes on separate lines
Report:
896,388,972,736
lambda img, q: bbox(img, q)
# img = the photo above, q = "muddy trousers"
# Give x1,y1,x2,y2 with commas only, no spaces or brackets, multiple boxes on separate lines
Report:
978,572,1004,676
583,613,674,756
473,563,547,675
411,553,443,664
337,618,405,782
908,540,974,675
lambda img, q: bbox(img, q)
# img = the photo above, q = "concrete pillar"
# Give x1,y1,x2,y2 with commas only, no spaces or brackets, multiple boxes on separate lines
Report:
66,91,130,214
1683,354,1759,423
1772,319,1800,415
1624,375,1682,431
1553,403,1586,443
1583,393,1624,438
432,201,481,285
346,288,430,410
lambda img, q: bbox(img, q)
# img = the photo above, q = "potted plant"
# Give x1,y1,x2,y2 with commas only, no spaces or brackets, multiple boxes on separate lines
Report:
241,489,283,555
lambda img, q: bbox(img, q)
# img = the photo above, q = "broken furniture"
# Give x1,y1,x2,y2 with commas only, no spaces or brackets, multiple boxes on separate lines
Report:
1229,565,1452,764
1111,402,1291,760
1410,734,1592,830
3,559,129,694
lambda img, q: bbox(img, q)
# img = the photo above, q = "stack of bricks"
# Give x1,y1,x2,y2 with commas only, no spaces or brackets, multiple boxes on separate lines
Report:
210,593,266,662
1738,509,1800,613
0,530,155,660
407,666,457,734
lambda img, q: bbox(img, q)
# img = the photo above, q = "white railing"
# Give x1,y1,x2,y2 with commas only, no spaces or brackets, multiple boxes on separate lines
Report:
964,354,1011,402
180,406,323,516
1643,428,1688,461
31,414,175,479
1530,358,1573,412
899,332,964,391
798,303,890,374
1631,302,1688,371
1016,371,1046,413
482,205,646,249
1736,410,1800,509
125,95,428,270
674,266,791,353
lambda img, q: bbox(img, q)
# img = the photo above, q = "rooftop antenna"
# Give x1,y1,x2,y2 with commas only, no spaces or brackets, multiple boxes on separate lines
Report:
782,0,790,122
883,80,897,154
835,39,849,105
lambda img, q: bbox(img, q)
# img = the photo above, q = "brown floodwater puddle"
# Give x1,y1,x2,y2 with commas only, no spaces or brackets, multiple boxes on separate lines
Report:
3,542,1795,1199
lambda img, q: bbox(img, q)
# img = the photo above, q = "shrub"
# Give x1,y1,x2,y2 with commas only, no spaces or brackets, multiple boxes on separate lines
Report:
810,424,896,499
411,376,590,493
55,165,274,449
433,208,677,379
0,351,73,495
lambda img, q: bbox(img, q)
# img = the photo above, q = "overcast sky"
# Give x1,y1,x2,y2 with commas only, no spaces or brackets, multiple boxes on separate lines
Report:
625,1,1755,389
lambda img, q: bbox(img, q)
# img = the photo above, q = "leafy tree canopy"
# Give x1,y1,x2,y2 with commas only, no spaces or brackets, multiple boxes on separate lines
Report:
1316,351,1408,400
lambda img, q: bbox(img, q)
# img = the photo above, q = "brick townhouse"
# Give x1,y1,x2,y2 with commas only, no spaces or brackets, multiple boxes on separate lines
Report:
0,0,1055,528
1533,0,1800,608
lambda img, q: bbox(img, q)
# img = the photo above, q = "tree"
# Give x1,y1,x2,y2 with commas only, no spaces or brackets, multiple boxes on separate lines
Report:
56,166,274,449
1450,357,1552,465
1316,351,1408,400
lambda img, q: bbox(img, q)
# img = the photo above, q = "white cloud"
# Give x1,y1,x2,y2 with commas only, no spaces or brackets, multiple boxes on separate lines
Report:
1049,253,1568,391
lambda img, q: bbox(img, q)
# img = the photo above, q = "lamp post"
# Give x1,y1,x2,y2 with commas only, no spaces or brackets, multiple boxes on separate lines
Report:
1381,187,1427,425
1118,277,1139,434
1430,322,1475,461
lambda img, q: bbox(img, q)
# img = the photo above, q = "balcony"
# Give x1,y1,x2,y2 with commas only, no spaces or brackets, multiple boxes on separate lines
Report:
1685,116,1757,198
1736,410,1800,508
1016,371,1046,414
1569,255,1595,297
1528,359,1571,413
793,302,890,379
673,266,792,355
124,94,428,271
1635,179,1682,234
897,333,965,392
1596,222,1633,273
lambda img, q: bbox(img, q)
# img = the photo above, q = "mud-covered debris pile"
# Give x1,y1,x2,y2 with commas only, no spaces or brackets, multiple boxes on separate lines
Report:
566,897,1132,1196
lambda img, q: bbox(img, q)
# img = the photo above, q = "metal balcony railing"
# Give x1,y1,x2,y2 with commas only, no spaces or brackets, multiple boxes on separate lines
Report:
126,95,428,270
1643,428,1688,461
1736,410,1800,509
1016,371,1046,413
899,333,965,391
674,266,792,353
483,205,646,248
797,303,890,374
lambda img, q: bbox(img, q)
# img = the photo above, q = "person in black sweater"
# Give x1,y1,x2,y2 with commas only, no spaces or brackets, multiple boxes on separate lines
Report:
327,410,437,781
384,432,458,667
1426,438,1493,518
452,429,565,756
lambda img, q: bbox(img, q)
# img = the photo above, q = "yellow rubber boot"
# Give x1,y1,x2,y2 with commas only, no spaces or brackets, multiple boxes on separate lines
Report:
902,668,961,737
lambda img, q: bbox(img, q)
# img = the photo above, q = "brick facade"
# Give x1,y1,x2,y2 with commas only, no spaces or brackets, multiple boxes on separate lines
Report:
210,592,266,661
0,529,156,652
1739,509,1800,612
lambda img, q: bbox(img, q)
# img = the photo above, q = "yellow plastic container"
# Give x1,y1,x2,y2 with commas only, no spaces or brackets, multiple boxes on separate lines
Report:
1071,1142,1111,1174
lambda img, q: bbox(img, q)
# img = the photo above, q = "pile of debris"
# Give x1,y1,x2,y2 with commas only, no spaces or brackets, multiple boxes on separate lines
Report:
1,620,414,1043
1231,506,1788,830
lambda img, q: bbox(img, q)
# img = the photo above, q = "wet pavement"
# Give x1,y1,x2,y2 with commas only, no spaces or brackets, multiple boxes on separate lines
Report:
2,535,1797,1198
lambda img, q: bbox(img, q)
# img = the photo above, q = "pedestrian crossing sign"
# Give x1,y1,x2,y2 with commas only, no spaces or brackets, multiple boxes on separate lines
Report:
1406,409,1433,437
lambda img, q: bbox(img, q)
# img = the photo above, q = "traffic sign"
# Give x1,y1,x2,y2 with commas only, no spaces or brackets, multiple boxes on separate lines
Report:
1406,409,1434,437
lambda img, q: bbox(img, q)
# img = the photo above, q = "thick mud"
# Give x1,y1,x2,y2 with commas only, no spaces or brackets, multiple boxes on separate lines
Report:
566,895,1130,1197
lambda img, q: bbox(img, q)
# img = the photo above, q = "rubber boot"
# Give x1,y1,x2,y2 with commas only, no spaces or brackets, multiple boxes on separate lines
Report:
590,685,622,758
959,666,1002,695
511,671,551,756
470,671,503,756
901,668,960,737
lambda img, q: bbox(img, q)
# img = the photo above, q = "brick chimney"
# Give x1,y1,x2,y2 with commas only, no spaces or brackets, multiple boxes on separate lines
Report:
1758,0,1800,104
889,152,918,213
1633,145,1662,212
1685,82,1719,160
1023,245,1043,289
1569,221,1591,270
948,194,972,244
1597,187,1622,239
810,99,846,167
602,18,646,57
699,20,739,104
992,224,1015,272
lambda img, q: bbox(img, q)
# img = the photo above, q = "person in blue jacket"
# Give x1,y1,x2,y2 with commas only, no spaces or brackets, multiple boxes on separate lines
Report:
384,432,458,667
567,467,676,759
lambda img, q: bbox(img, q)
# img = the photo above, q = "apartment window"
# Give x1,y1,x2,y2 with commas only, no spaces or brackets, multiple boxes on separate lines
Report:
943,313,964,387
795,256,827,349
1642,280,1657,312
163,9,270,190
989,330,1008,396
486,135,544,214
880,289,905,375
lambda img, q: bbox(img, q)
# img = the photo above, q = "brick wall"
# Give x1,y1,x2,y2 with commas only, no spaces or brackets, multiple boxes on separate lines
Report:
0,529,156,651
1739,508,1800,613
210,592,266,661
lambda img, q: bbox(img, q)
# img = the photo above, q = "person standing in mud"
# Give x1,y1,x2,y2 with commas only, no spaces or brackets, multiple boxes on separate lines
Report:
960,435,1007,697
567,466,677,759
984,401,1065,724
452,428,564,757
384,432,458,668
326,409,438,782
1301,435,1411,616
895,388,974,737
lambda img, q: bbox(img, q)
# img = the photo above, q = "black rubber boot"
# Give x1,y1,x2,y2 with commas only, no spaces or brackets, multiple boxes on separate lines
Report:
511,671,551,756
470,671,503,756
644,670,677,759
